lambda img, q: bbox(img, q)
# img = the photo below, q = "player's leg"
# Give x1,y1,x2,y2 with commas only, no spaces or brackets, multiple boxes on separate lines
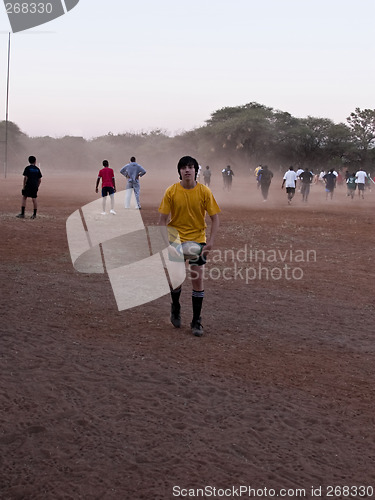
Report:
190,264,205,337
109,187,116,214
170,285,182,328
133,182,141,209
16,195,28,218
101,190,107,214
124,181,132,208
30,197,38,219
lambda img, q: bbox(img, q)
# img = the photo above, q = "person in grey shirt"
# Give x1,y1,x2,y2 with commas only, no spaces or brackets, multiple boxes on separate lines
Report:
120,156,147,209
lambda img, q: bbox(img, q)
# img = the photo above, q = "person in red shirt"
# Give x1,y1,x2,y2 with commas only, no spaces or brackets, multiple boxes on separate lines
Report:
95,160,117,214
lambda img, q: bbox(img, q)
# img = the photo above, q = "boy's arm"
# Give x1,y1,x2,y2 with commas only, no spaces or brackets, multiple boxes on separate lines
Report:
23,175,27,188
158,213,170,246
112,176,116,191
204,213,220,254
120,166,128,177
95,176,100,193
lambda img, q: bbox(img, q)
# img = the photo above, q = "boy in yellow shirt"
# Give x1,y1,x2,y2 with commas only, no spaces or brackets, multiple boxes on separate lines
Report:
158,156,220,337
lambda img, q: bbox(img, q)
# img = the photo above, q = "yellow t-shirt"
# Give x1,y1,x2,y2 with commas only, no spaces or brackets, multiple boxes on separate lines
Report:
158,182,221,243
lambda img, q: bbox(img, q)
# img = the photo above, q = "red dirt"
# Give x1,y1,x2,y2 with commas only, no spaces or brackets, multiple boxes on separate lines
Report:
1,171,374,499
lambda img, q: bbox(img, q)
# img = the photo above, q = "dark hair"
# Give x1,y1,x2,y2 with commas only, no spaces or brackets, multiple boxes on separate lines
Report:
28,155,36,164
177,156,199,180
130,156,136,162
103,160,109,167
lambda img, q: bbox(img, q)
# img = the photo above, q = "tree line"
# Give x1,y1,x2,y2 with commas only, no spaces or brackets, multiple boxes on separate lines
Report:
1,103,374,175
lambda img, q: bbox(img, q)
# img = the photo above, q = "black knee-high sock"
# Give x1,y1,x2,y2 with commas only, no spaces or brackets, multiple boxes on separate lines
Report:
21,206,25,215
192,290,204,322
170,286,182,311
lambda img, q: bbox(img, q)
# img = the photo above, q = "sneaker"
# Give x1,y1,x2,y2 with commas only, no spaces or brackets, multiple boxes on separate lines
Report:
16,213,25,218
101,212,107,215
135,206,141,210
110,209,116,215
30,214,37,219
170,304,181,328
191,318,203,337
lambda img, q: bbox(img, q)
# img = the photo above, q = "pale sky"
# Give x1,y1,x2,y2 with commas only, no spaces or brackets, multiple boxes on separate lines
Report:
0,0,374,139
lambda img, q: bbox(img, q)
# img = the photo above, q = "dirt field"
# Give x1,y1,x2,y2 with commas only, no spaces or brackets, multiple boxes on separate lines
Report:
0,169,374,500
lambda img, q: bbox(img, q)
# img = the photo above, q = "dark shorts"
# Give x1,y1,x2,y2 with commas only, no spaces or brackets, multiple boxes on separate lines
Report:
22,187,38,198
188,243,207,266
357,183,365,191
102,186,115,196
286,187,295,194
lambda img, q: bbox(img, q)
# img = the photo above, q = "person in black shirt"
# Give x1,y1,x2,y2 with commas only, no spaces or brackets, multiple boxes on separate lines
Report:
323,169,337,200
299,167,314,202
258,165,273,201
16,156,42,219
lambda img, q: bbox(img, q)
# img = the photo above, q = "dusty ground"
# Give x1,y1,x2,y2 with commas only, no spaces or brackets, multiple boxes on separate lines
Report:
0,169,374,500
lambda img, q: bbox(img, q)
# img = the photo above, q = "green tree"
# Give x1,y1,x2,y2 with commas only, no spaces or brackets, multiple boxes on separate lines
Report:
0,120,27,174
346,108,375,170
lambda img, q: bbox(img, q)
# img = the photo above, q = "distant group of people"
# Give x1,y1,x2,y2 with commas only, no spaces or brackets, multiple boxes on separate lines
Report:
16,154,373,220
254,164,373,204
197,164,235,191
15,154,147,219
95,156,147,214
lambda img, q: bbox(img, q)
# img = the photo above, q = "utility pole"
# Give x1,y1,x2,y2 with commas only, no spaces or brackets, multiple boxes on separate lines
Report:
4,32,11,179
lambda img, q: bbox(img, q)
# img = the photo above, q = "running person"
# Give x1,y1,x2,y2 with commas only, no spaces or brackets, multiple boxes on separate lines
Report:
258,165,273,201
355,167,368,199
281,166,298,204
158,156,220,337
346,172,357,199
323,169,337,200
299,167,314,202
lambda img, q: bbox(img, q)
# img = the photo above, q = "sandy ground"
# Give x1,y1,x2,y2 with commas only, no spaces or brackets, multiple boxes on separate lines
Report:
0,169,374,500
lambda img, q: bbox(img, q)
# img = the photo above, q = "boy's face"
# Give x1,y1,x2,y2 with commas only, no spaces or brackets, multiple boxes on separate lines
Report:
180,164,196,181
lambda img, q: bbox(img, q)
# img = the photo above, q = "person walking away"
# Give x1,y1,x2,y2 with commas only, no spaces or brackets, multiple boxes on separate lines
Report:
120,156,147,209
281,166,298,204
254,165,262,189
296,167,304,192
222,165,234,191
355,167,368,199
258,165,273,201
203,166,211,187
346,172,357,199
16,155,42,219
158,156,220,337
96,160,116,214
323,169,337,200
299,167,314,202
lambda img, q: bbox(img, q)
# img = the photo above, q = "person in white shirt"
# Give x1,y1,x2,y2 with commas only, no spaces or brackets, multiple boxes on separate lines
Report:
120,156,147,209
355,168,368,199
296,167,304,192
281,166,298,204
